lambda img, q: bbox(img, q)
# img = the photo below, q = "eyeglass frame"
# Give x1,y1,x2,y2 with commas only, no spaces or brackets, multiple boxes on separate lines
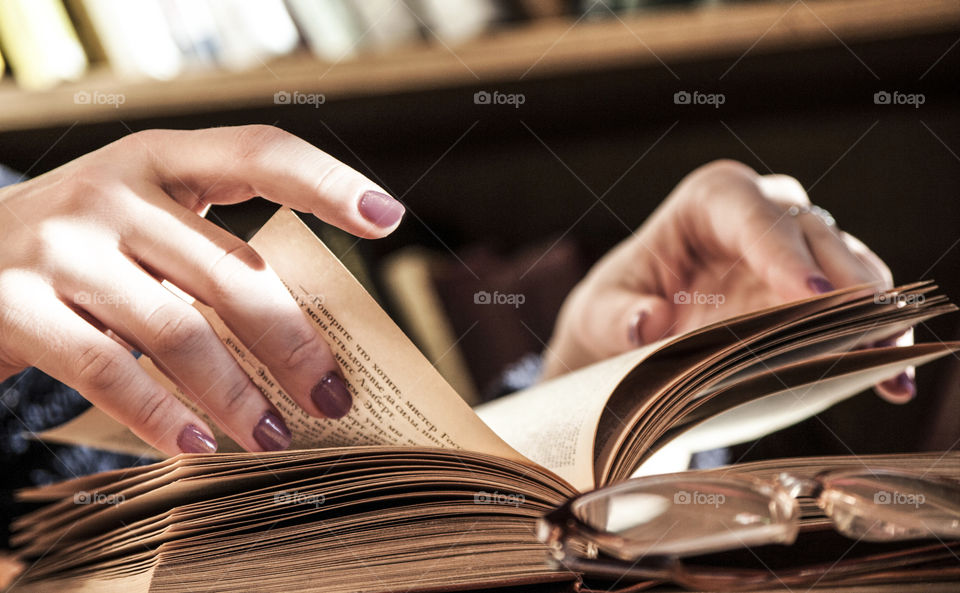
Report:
537,467,960,590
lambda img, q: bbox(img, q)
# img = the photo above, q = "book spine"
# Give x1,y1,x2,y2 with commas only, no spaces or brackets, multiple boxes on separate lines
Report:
285,0,363,62
207,0,300,71
0,0,88,89
158,0,222,70
81,0,183,80
409,0,499,43
350,0,422,51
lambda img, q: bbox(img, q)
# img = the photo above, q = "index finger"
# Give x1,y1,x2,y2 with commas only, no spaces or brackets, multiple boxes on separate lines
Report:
116,125,405,239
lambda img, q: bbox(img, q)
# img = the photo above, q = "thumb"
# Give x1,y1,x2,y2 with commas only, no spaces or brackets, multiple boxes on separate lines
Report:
583,287,675,358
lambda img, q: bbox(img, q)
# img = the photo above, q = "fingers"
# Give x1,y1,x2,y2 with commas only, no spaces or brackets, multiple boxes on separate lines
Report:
123,184,353,422
760,172,887,289
759,175,913,401
585,288,675,359
687,162,832,301
117,125,404,239
840,231,894,289
793,215,878,287
813,228,914,402
65,252,293,452
873,329,917,404
762,188,912,400
756,174,811,209
2,277,216,456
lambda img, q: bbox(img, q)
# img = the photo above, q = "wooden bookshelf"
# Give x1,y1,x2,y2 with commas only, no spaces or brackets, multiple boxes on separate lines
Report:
0,0,958,132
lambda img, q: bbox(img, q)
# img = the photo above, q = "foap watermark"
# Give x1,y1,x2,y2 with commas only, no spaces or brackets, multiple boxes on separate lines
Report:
474,90,525,108
301,292,326,306
874,291,925,307
74,491,124,505
74,291,129,307
74,90,126,108
274,490,325,507
674,90,725,108
874,490,926,508
673,490,725,508
474,290,525,308
873,91,925,109
474,491,525,507
674,290,725,308
274,90,326,108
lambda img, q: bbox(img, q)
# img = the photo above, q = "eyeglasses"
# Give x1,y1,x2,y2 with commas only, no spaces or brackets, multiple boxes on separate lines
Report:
537,468,960,591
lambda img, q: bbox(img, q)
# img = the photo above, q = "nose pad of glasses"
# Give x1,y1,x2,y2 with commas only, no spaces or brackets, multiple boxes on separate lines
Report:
818,470,960,542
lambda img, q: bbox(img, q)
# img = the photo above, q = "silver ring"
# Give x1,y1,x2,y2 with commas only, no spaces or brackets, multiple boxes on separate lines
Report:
786,204,837,228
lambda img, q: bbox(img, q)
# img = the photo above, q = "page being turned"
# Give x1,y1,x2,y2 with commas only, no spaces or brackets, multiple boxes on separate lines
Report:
42,209,525,462
475,344,659,491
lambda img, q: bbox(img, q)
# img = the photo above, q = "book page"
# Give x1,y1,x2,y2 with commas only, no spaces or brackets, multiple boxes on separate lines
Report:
41,209,523,462
475,344,659,491
472,285,885,489
635,345,960,477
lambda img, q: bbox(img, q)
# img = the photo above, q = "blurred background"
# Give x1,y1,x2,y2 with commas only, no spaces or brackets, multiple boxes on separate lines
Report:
0,0,958,460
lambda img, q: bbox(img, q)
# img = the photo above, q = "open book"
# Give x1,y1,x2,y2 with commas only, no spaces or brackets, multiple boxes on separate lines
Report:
12,208,960,592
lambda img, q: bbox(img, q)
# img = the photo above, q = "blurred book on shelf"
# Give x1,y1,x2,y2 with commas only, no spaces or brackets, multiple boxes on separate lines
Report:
413,0,502,43
0,0,88,90
2,0,712,91
80,0,183,79
157,0,221,70
207,0,301,71
0,0,510,89
285,0,364,61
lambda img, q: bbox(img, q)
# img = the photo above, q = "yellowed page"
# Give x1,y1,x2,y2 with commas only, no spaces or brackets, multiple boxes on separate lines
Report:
37,407,163,458
41,209,523,461
636,348,956,477
475,343,659,491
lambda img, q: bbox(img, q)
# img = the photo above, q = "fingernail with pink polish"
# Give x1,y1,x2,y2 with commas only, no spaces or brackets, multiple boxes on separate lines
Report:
880,372,916,401
628,311,648,347
253,411,292,451
311,371,352,419
807,276,835,294
359,191,405,228
177,424,217,454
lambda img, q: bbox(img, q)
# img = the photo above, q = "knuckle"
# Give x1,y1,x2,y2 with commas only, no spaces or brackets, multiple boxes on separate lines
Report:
147,303,210,356
115,128,164,151
313,162,352,201
758,174,809,205
109,129,165,164
233,125,290,164
682,160,759,211
206,242,264,303
278,328,325,373
68,165,111,194
220,374,255,414
698,159,756,180
741,193,783,226
133,390,176,433
75,345,127,392
61,166,123,212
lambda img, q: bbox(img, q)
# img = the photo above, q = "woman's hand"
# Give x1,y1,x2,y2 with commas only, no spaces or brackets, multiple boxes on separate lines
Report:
543,159,913,403
0,125,406,455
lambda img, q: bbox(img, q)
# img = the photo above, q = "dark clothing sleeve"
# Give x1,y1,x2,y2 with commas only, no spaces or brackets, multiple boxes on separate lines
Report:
0,165,20,187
